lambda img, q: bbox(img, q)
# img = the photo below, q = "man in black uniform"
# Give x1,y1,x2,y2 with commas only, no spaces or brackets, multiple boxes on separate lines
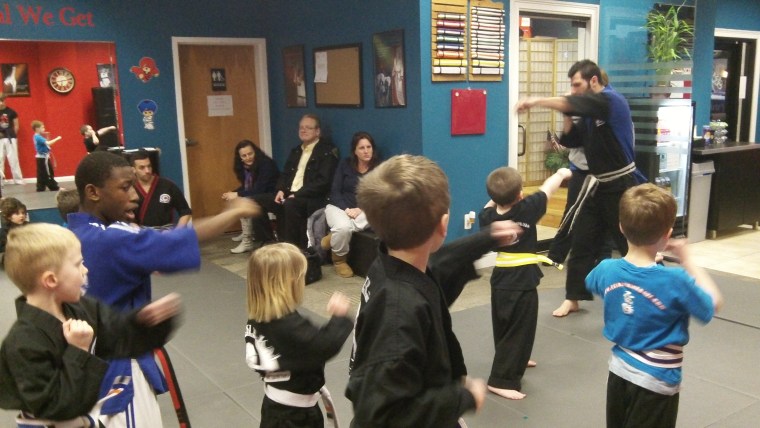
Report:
130,150,192,228
516,60,646,317
252,114,339,248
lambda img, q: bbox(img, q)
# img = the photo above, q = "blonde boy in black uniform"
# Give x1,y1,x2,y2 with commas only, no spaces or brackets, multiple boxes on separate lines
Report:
0,223,179,426
346,155,523,427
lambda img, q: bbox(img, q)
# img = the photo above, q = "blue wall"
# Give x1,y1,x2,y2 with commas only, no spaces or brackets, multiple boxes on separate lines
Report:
419,0,509,240
258,0,422,169
4,0,758,241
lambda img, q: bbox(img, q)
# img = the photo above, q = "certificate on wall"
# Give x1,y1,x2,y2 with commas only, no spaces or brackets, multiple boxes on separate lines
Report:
314,51,328,83
207,95,233,117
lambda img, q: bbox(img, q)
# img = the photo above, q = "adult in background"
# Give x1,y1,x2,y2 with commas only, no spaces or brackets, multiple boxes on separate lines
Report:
81,124,118,153
130,149,192,228
223,139,279,253
546,68,612,265
516,59,646,317
252,114,339,249
321,131,381,277
0,93,23,185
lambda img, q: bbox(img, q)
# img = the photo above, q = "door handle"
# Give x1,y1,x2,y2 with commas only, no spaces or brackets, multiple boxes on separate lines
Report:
517,124,526,156
185,138,198,147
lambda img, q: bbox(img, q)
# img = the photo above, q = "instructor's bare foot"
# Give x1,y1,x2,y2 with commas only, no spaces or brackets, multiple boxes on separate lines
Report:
527,360,537,368
552,300,579,317
488,385,526,400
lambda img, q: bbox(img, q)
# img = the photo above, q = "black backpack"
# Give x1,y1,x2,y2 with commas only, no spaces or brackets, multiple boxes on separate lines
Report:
303,246,322,285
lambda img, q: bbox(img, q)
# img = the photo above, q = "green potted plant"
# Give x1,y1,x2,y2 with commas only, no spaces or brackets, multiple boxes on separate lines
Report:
544,130,569,172
644,4,694,74
544,149,569,173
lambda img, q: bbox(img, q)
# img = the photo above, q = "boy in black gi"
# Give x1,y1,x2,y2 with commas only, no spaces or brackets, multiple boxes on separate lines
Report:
478,166,571,400
345,155,523,427
0,223,180,426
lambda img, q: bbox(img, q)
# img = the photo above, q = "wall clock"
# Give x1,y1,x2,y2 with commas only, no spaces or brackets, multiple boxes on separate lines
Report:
48,68,76,94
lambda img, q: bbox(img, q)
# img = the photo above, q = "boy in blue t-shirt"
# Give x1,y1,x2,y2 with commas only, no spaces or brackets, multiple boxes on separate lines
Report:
31,120,61,192
586,183,723,427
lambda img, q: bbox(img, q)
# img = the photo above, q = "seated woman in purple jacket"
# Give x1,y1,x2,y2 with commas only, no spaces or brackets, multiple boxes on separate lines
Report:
223,140,280,253
321,131,381,277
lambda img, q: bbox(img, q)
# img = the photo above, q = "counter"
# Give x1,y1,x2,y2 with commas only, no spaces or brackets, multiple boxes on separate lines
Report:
692,141,760,237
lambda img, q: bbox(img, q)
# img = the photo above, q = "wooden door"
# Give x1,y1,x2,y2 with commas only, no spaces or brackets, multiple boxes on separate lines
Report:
517,37,578,186
178,44,260,219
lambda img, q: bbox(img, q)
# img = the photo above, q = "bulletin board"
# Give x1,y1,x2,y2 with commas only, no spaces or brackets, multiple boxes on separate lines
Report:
314,43,363,108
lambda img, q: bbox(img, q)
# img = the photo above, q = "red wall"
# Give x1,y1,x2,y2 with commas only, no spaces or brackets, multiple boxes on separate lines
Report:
0,41,123,179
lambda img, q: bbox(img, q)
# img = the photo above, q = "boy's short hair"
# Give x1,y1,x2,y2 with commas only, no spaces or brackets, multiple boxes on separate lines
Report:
1,197,27,223
56,189,80,221
486,167,522,206
357,154,450,250
246,243,306,322
619,183,676,246
75,151,131,203
5,223,80,295
31,120,43,131
80,124,90,135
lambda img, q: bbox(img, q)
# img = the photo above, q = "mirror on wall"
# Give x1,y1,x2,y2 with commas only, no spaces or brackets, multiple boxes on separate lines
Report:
0,39,121,208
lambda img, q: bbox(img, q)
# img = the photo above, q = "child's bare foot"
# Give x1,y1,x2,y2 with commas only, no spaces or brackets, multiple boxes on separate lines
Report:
552,299,579,317
488,385,526,400
527,360,537,368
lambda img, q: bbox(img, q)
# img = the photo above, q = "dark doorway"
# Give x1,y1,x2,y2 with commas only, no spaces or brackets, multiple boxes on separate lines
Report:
713,37,756,142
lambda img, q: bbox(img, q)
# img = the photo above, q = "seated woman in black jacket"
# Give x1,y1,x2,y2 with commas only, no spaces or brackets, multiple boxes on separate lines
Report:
321,131,381,277
223,140,279,253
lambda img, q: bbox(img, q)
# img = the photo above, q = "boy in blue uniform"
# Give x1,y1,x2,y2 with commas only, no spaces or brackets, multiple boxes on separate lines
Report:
586,183,723,427
478,166,571,400
0,223,180,426
68,151,260,427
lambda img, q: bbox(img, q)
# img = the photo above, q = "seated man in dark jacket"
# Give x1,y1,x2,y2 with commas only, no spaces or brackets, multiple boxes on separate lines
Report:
252,114,339,248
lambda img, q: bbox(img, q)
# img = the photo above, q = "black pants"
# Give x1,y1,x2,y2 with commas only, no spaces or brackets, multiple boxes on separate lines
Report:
548,169,614,264
564,191,628,300
547,168,587,263
252,193,325,249
488,288,538,390
260,396,324,428
36,156,59,191
607,372,679,428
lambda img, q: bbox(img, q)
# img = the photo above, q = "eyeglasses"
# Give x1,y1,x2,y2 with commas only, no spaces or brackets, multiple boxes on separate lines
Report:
299,125,317,131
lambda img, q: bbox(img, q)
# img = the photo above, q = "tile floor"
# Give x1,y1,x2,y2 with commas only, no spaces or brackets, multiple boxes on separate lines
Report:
1,184,759,426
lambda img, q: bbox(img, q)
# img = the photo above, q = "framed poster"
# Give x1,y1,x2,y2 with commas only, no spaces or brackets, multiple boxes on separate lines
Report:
96,63,115,88
373,30,406,107
1,63,30,96
314,43,363,108
283,45,307,107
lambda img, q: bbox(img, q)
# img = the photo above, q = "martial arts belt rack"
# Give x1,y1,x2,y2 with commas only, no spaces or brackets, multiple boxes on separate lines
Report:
431,0,505,81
